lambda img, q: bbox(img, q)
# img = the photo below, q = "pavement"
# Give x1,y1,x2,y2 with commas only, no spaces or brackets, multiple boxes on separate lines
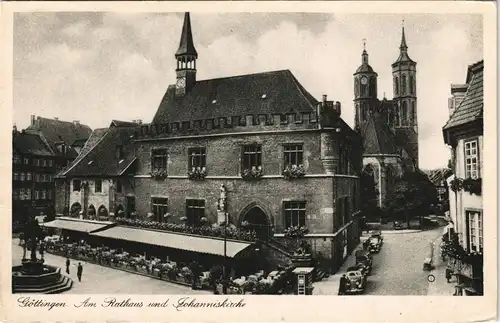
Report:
426,236,456,296
12,239,210,295
313,227,452,295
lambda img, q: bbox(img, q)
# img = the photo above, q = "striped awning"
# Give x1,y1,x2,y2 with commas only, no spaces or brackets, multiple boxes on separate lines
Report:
90,226,254,258
41,219,111,233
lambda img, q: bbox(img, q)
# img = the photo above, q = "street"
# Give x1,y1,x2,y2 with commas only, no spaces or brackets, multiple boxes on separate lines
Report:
364,228,443,295
12,239,210,295
314,226,446,295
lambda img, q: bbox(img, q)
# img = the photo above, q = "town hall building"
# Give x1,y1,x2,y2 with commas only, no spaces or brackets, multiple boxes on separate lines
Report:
353,26,420,208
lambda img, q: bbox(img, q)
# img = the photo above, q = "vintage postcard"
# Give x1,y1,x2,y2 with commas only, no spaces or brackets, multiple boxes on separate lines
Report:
0,1,497,322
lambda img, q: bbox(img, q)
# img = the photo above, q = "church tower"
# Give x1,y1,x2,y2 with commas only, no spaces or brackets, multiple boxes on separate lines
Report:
392,23,419,167
175,12,198,97
353,41,378,131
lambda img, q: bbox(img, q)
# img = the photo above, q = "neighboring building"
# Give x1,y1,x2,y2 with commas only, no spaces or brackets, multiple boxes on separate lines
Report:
354,27,420,208
57,120,138,220
12,127,55,227
126,13,363,272
24,116,92,218
426,168,453,207
443,60,483,296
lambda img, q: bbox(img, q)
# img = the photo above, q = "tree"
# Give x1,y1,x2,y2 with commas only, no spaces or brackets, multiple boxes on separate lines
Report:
360,171,379,220
384,171,438,228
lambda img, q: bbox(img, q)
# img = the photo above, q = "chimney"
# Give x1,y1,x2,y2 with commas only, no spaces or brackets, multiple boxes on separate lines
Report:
54,117,59,121
73,120,80,126
322,94,327,104
30,115,36,126
134,119,142,125
12,124,17,134
334,101,342,117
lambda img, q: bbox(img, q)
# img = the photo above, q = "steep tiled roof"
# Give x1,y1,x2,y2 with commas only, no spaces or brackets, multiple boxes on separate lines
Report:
13,131,53,156
443,60,483,130
361,112,399,155
427,168,453,186
26,117,92,159
152,70,318,124
62,123,136,177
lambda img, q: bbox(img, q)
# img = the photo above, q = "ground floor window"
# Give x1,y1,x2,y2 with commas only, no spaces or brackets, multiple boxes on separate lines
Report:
466,210,483,253
151,198,168,222
186,199,205,226
283,201,306,228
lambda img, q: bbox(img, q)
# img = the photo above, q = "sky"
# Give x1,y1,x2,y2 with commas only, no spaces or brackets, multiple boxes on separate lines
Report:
13,12,483,170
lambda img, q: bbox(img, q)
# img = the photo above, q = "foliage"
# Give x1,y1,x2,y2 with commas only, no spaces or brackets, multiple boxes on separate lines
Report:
282,164,306,180
442,233,483,267
150,169,168,180
384,171,438,226
187,167,207,180
450,177,482,195
283,226,309,239
241,166,263,180
114,217,257,242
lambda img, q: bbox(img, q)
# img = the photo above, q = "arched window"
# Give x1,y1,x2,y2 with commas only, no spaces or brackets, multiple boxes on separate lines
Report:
355,79,360,97
394,76,399,96
401,101,408,126
411,101,416,125
401,75,407,95
360,78,368,97
409,76,415,95
370,78,376,97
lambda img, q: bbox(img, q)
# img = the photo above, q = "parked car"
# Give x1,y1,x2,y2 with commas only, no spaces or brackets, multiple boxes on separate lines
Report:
344,270,366,294
370,230,383,243
393,221,404,230
355,250,372,275
368,236,382,253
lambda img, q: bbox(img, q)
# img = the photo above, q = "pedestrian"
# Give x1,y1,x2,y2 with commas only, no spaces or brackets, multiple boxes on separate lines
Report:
77,262,83,282
65,258,70,274
445,268,452,283
338,274,347,295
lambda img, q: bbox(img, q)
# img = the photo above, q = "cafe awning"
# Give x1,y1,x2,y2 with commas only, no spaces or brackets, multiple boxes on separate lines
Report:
41,219,112,233
90,226,254,258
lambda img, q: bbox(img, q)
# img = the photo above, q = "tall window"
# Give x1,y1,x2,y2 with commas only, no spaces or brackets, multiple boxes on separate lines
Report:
20,172,26,181
48,160,53,167
13,155,21,164
13,172,19,181
394,76,399,95
284,201,307,228
73,180,81,192
95,179,102,193
409,76,415,95
35,159,40,166
151,197,169,222
116,180,122,193
27,172,32,181
20,188,25,200
354,79,360,97
467,211,483,253
152,149,168,171
401,74,407,94
23,157,29,165
283,144,303,166
186,199,205,226
41,190,47,200
26,188,32,200
116,145,124,160
188,147,206,170
35,190,40,200
242,144,262,170
464,140,479,179
13,189,19,200
401,102,408,126
47,189,52,200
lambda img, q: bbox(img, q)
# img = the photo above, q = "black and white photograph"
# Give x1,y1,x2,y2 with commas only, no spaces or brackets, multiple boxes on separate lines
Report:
3,2,497,321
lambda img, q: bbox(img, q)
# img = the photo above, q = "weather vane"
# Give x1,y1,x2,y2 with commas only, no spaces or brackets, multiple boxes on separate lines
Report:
362,38,366,50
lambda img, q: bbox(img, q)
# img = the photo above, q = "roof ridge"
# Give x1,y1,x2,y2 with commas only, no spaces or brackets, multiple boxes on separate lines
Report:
196,69,290,83
61,128,111,176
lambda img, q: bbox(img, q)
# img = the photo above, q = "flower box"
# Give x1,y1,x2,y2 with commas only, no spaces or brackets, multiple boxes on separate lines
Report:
150,169,168,180
241,166,263,181
282,164,306,180
188,167,207,180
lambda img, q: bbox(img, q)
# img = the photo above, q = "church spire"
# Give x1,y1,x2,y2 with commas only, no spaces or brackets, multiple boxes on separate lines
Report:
176,12,198,58
400,20,408,52
362,38,369,64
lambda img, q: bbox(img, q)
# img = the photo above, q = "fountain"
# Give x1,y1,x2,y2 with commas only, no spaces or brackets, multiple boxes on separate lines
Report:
12,217,73,294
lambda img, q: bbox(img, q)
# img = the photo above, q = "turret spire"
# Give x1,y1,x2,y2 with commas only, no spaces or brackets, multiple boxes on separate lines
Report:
176,12,198,58
400,20,408,52
362,38,369,64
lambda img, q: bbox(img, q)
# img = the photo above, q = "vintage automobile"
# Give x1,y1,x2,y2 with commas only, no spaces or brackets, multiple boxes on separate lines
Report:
344,270,366,294
368,236,382,253
355,250,372,275
370,230,383,243
393,221,404,230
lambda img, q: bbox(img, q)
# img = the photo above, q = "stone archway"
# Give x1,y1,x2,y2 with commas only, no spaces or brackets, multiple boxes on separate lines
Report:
98,205,108,220
70,202,81,218
239,203,273,241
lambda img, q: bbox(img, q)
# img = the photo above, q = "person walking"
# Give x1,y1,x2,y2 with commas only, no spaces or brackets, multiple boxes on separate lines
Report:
65,258,70,274
338,274,347,295
77,263,83,282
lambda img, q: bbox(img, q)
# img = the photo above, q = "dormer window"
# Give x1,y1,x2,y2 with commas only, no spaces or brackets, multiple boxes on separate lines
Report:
116,145,124,160
261,94,267,99
212,100,217,104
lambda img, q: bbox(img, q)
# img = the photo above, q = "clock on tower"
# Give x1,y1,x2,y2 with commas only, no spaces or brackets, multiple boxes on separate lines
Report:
177,78,186,89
